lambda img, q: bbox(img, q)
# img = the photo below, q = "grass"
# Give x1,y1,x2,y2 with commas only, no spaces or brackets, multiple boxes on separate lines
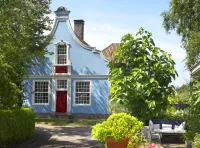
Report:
35,117,105,126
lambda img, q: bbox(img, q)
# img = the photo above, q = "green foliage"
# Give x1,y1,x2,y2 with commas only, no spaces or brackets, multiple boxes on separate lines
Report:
192,134,200,148
157,106,185,120
0,0,52,108
92,113,144,148
185,79,200,140
161,0,200,68
0,108,35,145
108,28,177,121
170,84,190,104
108,101,128,114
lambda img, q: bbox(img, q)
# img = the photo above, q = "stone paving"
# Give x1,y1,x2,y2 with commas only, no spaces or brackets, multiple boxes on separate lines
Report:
18,124,104,148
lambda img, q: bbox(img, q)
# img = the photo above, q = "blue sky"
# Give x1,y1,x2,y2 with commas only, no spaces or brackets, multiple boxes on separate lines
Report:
50,0,190,86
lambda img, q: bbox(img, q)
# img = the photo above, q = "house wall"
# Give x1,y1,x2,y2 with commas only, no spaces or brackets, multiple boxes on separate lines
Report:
71,78,109,114
28,21,108,75
25,9,109,115
23,78,53,113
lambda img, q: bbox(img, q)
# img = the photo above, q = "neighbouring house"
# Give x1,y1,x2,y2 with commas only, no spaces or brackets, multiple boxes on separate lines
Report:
191,62,200,76
23,6,120,117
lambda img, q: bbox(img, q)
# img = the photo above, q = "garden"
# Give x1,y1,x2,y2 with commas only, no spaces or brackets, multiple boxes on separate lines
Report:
1,0,200,148
91,28,200,148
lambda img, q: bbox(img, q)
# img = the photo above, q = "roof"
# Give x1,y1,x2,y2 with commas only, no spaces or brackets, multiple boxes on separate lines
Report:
102,43,121,61
75,34,89,46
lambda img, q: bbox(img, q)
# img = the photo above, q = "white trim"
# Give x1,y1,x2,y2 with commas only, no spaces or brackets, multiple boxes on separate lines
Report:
73,80,92,106
28,74,109,78
192,63,200,74
55,78,68,91
54,77,69,113
32,80,50,105
52,78,56,112
68,78,71,114
49,13,109,62
66,20,109,62
54,42,69,65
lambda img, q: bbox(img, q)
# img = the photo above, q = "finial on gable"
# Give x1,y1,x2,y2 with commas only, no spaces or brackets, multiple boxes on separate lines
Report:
54,6,70,17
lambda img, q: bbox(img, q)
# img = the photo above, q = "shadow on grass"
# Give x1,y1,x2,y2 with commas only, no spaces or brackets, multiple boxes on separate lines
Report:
35,118,105,126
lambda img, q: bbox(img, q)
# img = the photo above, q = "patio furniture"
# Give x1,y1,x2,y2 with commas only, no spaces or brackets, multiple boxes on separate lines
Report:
148,119,186,143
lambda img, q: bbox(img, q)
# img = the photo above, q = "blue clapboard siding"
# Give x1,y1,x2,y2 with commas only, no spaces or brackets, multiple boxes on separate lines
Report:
71,78,109,114
23,78,53,113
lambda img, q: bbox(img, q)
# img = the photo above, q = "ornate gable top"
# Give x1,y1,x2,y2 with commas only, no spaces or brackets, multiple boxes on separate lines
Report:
54,6,70,14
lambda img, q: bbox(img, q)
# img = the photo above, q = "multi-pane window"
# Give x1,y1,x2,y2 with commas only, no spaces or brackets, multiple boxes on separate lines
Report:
33,81,49,104
57,45,67,64
75,81,91,105
57,80,67,89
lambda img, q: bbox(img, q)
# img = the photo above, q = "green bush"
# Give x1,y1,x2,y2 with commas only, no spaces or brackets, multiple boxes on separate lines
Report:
193,134,200,148
0,107,35,145
92,113,144,148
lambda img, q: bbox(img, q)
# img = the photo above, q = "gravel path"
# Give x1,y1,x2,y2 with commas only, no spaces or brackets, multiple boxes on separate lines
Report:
18,124,104,148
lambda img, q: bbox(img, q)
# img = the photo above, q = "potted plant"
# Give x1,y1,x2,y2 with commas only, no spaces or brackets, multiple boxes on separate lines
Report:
92,113,143,148
68,115,73,123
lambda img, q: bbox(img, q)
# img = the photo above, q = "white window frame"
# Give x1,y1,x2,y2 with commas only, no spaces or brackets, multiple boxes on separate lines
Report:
32,80,50,105
54,41,69,66
56,78,68,91
73,80,92,106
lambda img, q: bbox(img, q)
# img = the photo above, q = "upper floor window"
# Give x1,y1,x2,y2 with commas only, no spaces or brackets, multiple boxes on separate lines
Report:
57,45,67,64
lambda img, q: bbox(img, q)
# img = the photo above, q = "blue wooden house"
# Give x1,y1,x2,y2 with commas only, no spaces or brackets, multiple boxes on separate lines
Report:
23,7,117,117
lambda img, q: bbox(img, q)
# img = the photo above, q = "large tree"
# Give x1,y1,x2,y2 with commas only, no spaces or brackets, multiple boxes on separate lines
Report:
108,28,177,121
161,0,200,68
0,0,52,108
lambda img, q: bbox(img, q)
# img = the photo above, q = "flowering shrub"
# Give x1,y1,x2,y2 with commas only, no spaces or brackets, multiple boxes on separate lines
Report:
147,144,158,148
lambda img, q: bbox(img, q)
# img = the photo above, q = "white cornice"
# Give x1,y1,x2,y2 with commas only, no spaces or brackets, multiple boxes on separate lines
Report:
28,74,109,79
192,63,200,74
49,15,109,62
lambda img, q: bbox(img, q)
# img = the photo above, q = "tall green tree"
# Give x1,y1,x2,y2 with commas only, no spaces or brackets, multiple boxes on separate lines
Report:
161,0,200,68
185,79,200,140
170,83,190,104
0,0,52,108
108,28,177,121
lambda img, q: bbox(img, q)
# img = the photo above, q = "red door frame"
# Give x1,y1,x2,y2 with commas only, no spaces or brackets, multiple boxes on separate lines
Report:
56,91,67,113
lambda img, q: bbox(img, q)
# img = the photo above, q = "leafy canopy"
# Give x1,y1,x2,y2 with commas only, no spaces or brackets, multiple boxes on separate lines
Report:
161,0,200,68
108,28,177,121
185,79,200,140
0,0,52,108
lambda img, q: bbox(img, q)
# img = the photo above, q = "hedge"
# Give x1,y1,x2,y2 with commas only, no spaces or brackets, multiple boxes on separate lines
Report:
0,107,35,145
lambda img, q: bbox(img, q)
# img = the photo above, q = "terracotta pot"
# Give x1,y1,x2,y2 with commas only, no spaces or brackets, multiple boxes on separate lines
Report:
105,137,129,148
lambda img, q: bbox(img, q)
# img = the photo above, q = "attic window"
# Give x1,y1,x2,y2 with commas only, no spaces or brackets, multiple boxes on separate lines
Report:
57,45,67,64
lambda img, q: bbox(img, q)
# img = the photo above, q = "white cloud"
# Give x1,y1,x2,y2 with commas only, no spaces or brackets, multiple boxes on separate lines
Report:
84,21,190,86
155,40,186,60
84,22,135,49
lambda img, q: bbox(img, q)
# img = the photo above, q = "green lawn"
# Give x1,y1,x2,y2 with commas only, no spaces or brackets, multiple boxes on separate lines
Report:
35,117,105,126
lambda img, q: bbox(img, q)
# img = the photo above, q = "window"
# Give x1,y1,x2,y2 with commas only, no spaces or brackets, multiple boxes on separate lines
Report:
33,81,49,104
57,80,67,89
74,81,91,105
57,45,67,64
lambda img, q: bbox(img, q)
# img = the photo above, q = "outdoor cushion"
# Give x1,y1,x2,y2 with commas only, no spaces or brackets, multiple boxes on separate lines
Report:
162,124,172,130
174,122,186,133
174,129,185,133
160,128,174,133
153,124,160,130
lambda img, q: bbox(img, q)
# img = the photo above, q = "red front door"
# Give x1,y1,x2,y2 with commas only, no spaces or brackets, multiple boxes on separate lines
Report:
56,91,67,112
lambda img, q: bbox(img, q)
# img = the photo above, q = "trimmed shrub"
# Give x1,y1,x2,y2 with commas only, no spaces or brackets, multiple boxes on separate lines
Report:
0,107,35,145
92,113,144,148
